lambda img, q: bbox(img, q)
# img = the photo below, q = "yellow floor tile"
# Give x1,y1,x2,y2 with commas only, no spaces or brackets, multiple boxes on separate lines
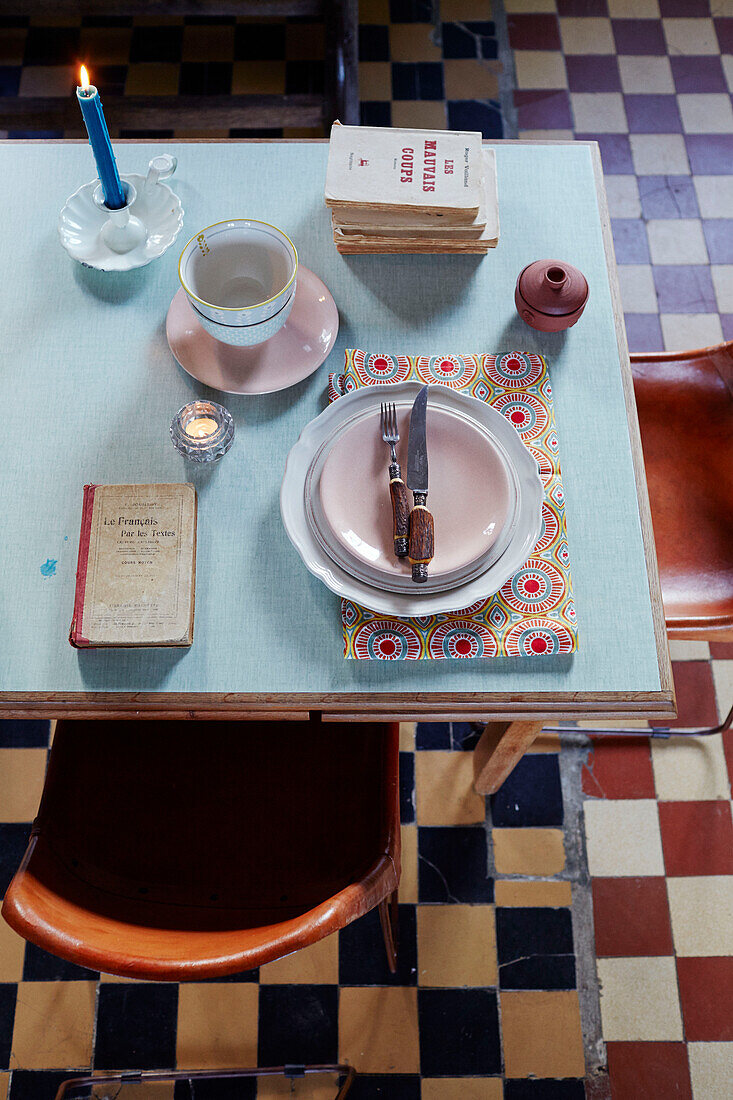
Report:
79,28,133,66
0,749,47,823
339,987,420,1074
91,1083,174,1100
494,880,573,908
505,0,557,9
99,973,145,982
667,876,733,957
514,51,567,91
443,59,500,102
257,1076,339,1099
421,1080,503,1100
501,990,586,1079
18,66,75,98
390,102,447,130
493,828,566,875
608,0,659,13
390,25,442,63
651,734,730,801
571,92,628,133
417,905,497,987
359,62,393,102
232,61,286,95
519,130,574,140
678,93,733,135
663,17,719,55
399,722,416,751
176,983,258,1070
400,824,418,904
525,730,561,753
125,64,180,96
182,24,236,62
560,17,615,54
285,22,325,60
0,1074,7,1100
259,932,339,984
416,752,485,826
281,127,325,138
0,921,26,983
597,957,683,1041
584,799,664,877
441,0,496,18
11,981,96,1069
688,1043,733,1100
358,0,390,22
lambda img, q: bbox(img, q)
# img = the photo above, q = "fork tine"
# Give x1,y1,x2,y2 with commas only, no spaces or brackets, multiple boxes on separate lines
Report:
380,402,386,438
392,402,399,440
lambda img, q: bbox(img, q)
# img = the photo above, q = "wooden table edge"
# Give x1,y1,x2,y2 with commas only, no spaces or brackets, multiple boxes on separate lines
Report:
0,139,674,723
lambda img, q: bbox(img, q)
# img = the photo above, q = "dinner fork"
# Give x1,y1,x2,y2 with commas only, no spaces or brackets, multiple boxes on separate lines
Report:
380,402,409,558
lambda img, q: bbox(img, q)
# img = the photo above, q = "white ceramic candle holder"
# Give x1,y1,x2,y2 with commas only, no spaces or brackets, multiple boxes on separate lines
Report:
58,154,184,272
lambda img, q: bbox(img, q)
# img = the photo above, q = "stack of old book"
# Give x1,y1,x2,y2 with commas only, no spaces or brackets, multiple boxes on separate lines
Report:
325,122,499,255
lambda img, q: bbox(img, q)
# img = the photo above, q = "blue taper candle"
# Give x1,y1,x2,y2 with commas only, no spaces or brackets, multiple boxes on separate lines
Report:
76,65,126,210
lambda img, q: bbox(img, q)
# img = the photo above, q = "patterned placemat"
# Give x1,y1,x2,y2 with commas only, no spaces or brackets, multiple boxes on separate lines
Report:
328,349,577,660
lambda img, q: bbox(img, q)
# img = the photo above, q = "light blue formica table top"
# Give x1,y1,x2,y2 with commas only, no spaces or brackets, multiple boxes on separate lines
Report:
0,140,673,721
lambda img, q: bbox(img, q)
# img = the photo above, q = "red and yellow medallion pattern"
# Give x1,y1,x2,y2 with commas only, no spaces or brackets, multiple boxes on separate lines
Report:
330,350,578,660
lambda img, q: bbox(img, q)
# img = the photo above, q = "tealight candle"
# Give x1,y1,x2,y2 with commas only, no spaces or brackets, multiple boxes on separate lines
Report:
185,417,218,440
171,401,235,463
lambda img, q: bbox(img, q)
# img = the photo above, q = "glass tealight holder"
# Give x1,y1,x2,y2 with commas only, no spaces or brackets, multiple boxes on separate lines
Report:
170,400,234,463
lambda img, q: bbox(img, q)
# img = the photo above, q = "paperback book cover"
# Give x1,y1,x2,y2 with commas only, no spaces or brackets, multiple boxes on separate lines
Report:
70,483,197,648
325,122,484,219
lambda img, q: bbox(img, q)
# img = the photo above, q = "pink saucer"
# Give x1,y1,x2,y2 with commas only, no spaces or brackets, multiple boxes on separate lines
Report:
318,405,514,580
166,266,339,395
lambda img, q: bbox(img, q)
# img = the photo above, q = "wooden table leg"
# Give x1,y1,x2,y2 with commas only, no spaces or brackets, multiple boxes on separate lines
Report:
473,721,544,795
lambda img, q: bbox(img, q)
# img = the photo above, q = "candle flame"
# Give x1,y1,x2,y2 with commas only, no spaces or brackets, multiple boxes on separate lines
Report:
79,65,90,91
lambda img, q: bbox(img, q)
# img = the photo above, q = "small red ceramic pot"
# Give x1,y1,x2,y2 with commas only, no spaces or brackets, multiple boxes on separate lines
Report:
515,259,589,333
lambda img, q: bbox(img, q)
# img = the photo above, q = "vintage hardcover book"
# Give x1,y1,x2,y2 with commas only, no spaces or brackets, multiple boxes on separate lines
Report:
70,483,197,649
332,149,497,239
324,122,484,220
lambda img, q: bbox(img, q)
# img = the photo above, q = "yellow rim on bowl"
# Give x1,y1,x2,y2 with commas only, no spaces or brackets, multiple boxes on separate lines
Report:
178,218,298,312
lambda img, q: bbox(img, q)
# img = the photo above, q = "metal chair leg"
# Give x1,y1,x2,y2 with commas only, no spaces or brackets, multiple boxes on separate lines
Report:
540,702,733,740
56,1065,357,1100
378,889,399,974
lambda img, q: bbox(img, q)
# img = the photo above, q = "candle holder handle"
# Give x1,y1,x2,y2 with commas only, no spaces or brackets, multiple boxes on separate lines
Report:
145,154,177,193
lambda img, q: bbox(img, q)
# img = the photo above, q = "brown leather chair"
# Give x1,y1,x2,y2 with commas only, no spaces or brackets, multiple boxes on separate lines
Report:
631,339,733,640
2,719,400,980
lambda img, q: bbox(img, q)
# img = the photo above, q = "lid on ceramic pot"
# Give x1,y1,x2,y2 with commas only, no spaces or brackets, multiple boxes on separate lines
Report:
517,260,589,317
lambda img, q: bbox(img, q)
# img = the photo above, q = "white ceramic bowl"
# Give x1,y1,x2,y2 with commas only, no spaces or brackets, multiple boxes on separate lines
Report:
178,219,297,332
191,288,295,347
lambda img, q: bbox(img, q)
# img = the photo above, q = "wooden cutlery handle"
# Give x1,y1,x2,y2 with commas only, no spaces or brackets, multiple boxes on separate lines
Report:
389,462,409,558
409,493,434,583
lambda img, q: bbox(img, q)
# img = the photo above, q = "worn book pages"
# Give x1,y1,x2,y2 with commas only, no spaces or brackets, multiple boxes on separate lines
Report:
333,150,499,253
70,483,197,648
332,149,498,239
325,122,484,220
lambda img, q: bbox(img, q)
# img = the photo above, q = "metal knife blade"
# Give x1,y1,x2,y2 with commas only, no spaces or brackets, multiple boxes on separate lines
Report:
406,385,429,494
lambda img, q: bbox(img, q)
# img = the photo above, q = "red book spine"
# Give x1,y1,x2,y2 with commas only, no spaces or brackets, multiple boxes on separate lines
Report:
69,484,97,648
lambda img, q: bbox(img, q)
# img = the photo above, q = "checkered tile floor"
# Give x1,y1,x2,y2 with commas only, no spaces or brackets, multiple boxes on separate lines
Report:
0,4,504,140
0,720,591,1098
507,0,733,351
581,642,733,1098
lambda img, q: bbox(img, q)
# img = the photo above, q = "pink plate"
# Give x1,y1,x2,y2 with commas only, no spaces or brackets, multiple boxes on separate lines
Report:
166,266,339,395
317,405,514,580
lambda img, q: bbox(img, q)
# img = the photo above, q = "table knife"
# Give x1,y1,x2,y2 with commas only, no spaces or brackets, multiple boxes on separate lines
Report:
406,384,434,584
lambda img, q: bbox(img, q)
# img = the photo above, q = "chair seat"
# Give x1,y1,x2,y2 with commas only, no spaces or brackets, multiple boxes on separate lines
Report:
632,342,733,638
2,720,399,980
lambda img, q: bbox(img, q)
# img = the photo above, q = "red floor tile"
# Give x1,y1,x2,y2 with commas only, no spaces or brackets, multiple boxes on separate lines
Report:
592,877,674,957
507,13,561,51
659,800,733,877
607,1042,692,1100
709,642,733,659
677,957,733,1041
582,737,655,800
651,661,719,730
724,729,733,790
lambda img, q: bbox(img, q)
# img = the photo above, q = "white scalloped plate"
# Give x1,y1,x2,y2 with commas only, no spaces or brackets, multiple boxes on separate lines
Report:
280,381,544,617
